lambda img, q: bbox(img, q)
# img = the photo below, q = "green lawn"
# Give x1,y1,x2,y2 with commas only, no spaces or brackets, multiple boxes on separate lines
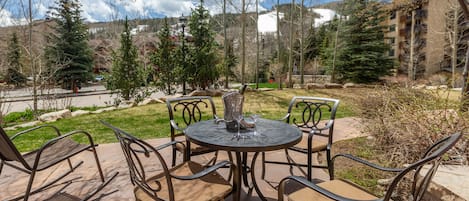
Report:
6,88,357,152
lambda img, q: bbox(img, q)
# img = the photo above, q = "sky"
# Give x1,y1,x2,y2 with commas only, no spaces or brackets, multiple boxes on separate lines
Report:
0,0,337,27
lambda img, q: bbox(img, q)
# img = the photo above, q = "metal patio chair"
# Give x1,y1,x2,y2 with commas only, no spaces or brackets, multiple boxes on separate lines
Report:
262,96,340,181
0,125,117,201
278,132,463,201
101,121,235,201
166,96,220,167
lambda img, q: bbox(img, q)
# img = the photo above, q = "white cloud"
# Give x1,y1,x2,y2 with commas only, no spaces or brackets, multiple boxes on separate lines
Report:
0,0,273,27
0,9,27,27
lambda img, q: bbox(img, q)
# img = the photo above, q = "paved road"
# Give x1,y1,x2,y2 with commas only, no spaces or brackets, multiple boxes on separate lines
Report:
1,85,165,114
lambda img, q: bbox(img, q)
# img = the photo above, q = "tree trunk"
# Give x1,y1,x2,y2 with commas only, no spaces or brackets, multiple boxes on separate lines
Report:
457,0,468,111
255,0,260,89
451,8,459,88
223,0,229,89
300,0,305,85
276,0,282,90
288,0,295,88
28,0,38,113
409,10,416,80
241,0,246,85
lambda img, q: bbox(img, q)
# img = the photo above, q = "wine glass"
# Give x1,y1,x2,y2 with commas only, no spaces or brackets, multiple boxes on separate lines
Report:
233,114,249,139
249,114,261,135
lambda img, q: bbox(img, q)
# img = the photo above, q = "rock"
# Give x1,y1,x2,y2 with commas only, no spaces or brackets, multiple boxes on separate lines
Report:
159,94,183,102
325,83,343,89
377,178,393,186
138,98,159,106
71,110,90,117
17,121,41,128
257,88,274,91
293,84,305,89
413,84,426,89
39,109,72,122
306,83,325,89
188,89,223,97
4,126,18,131
343,83,364,88
425,85,437,90
366,135,375,141
92,107,117,114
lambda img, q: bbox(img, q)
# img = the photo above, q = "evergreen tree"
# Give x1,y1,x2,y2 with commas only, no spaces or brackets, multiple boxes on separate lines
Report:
334,0,394,83
151,18,177,95
187,0,219,89
5,32,27,87
44,0,93,90
107,17,147,101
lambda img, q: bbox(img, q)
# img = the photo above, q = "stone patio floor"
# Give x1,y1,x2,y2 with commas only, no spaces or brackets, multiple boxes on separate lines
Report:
1,117,467,200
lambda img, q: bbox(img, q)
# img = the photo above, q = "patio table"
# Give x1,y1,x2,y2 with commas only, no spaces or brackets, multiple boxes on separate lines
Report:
184,118,302,201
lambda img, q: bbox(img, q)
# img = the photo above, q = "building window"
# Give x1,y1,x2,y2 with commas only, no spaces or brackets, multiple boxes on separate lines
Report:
389,24,396,32
389,37,396,45
389,49,395,57
390,11,396,20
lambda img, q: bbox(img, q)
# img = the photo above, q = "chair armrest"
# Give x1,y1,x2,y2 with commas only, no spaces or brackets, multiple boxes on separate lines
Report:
170,120,183,131
279,176,378,201
10,125,62,140
277,113,290,122
171,160,232,180
38,130,96,153
332,154,403,173
309,119,334,137
154,140,185,151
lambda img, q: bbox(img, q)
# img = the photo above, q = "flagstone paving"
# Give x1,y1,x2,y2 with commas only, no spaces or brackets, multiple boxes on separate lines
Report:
1,117,466,200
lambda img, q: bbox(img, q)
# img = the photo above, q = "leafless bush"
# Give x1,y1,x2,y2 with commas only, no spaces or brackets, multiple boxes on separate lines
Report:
359,86,469,166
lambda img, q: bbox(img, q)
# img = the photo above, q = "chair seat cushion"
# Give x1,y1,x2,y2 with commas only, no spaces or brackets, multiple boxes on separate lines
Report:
134,161,232,201
289,179,378,201
23,138,89,170
293,134,328,152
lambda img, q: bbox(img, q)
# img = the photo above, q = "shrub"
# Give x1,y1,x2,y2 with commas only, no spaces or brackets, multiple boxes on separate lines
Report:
359,86,468,166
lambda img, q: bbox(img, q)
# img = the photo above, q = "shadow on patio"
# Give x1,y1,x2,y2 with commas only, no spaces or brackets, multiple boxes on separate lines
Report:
0,117,368,200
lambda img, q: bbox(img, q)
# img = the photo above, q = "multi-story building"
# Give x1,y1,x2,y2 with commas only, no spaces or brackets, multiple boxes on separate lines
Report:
385,0,467,80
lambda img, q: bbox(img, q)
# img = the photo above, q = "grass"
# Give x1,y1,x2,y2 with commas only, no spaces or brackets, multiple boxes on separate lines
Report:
5,88,359,152
332,137,394,197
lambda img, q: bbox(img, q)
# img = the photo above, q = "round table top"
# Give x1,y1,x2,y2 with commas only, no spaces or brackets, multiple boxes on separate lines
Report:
184,118,302,152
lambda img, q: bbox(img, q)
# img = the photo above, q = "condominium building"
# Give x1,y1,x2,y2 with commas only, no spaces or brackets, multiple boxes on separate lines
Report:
385,0,467,79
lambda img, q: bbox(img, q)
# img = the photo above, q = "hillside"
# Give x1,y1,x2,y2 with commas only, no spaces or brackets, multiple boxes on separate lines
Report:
0,3,337,83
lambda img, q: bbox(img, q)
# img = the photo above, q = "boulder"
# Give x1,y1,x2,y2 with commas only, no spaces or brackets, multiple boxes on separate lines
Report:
159,94,183,102
38,109,72,122
188,89,223,97
325,83,343,89
92,107,117,114
306,83,325,89
71,110,91,117
343,83,365,88
293,84,305,89
138,98,160,106
17,121,42,128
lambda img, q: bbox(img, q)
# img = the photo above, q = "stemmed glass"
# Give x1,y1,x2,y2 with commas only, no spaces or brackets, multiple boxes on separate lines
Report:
233,114,249,139
249,114,261,136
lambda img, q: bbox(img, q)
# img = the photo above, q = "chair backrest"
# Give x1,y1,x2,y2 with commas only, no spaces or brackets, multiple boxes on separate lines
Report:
286,96,340,141
166,96,217,139
383,132,462,201
0,127,30,168
101,121,174,200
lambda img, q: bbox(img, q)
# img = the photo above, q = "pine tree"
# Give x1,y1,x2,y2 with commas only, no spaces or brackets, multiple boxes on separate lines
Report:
187,0,219,89
44,0,93,90
107,17,147,101
334,0,394,83
151,18,177,95
5,32,27,87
